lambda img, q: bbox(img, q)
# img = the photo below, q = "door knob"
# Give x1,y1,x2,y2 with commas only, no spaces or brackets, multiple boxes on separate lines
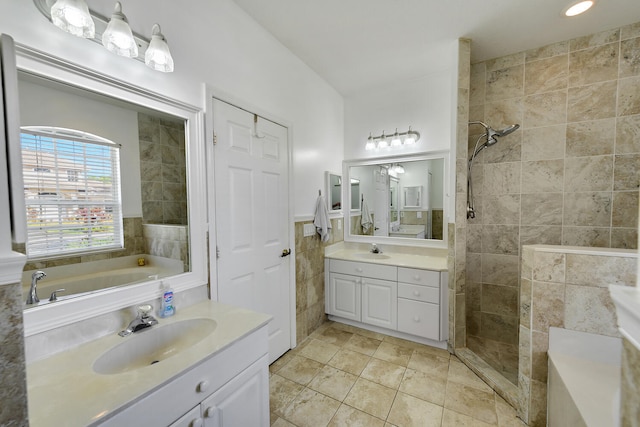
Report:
281,248,291,257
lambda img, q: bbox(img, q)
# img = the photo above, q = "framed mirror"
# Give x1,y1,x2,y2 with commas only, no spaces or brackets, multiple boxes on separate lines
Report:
325,171,342,212
15,45,208,335
344,153,447,246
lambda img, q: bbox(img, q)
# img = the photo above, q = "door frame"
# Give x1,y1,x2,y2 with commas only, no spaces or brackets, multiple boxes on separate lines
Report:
204,84,297,349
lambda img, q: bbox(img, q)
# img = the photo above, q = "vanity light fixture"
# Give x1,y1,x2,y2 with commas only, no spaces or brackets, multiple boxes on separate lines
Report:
50,0,95,38
35,0,174,72
102,2,138,58
563,0,595,16
392,163,405,174
364,126,420,151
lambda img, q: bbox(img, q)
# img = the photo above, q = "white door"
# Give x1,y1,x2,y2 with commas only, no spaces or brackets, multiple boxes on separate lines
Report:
373,168,389,236
328,273,361,321
361,277,397,329
212,99,291,363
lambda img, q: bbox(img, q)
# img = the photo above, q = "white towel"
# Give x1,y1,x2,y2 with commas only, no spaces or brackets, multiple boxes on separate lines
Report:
361,200,372,233
314,195,332,243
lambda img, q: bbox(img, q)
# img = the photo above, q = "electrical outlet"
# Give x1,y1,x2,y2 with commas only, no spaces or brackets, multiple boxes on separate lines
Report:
417,211,422,219
337,219,342,230
303,223,315,237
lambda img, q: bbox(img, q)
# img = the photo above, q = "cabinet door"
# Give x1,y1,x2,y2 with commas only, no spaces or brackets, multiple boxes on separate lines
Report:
328,273,361,321
202,356,269,427
169,406,203,427
361,278,397,329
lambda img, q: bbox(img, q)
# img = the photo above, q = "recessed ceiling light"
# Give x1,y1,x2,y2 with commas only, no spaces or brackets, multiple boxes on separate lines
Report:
563,0,595,17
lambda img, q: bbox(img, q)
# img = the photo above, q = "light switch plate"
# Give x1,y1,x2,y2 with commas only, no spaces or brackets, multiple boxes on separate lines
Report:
337,219,342,230
417,211,422,219
303,223,315,237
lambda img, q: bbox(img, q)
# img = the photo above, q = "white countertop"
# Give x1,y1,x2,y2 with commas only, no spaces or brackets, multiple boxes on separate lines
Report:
26,300,271,427
325,247,448,271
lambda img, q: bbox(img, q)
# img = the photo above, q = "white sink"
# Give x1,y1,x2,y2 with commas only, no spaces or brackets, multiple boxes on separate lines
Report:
353,253,392,260
93,318,217,375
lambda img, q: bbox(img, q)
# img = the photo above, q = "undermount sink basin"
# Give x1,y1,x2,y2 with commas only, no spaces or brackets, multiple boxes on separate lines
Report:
93,318,217,375
353,252,392,260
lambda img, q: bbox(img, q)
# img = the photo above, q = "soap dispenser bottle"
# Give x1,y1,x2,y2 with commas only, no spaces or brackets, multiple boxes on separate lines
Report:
159,284,175,318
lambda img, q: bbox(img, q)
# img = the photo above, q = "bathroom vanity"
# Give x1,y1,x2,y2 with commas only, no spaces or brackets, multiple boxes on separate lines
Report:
26,300,271,427
325,245,448,344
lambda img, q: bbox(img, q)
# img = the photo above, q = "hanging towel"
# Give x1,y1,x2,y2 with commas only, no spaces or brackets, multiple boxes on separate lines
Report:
314,195,332,243
361,199,373,234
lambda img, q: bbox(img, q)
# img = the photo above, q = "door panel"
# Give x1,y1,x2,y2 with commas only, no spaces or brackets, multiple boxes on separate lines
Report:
213,99,290,363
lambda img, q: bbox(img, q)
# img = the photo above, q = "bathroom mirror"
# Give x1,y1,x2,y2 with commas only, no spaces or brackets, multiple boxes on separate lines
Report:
325,171,342,212
15,45,208,334
350,178,361,211
344,153,447,245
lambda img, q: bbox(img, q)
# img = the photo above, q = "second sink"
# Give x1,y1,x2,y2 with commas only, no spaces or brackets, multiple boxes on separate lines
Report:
93,318,217,375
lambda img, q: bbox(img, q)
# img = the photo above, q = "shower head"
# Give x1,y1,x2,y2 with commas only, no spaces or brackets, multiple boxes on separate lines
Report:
495,124,520,137
469,121,520,147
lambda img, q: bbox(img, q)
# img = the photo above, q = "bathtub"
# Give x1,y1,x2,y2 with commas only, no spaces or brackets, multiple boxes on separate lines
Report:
547,327,622,427
22,254,184,304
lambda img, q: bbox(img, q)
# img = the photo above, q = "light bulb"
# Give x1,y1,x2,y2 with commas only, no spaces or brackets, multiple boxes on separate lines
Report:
404,132,416,145
50,0,95,38
378,138,388,149
391,134,402,147
564,0,594,16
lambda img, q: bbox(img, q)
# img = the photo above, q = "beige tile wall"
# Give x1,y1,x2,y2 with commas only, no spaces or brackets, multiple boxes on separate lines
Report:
295,217,344,344
621,338,640,427
464,21,640,388
519,245,637,426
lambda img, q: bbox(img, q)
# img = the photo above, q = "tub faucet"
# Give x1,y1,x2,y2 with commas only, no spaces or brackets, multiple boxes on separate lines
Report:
119,304,158,337
371,243,382,254
26,270,46,305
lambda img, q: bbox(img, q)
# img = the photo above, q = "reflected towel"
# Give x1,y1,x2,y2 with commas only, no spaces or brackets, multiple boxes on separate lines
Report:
314,195,332,243
361,200,372,233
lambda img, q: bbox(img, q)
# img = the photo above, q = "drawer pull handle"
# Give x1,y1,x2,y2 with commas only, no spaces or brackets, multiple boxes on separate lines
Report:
356,268,363,273
197,380,210,393
413,316,420,322
413,291,421,296
413,275,420,281
191,418,204,427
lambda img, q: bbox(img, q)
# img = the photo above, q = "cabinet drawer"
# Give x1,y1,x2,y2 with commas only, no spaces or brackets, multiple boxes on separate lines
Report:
398,283,439,303
397,299,440,340
398,267,440,288
330,259,397,281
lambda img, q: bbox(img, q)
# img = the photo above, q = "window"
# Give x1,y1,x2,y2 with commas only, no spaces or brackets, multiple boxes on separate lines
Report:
21,126,124,258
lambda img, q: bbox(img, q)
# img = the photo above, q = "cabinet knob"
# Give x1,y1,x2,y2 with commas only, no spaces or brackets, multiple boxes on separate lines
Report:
197,380,210,393
356,268,363,273
413,290,421,296
413,275,420,281
191,418,204,427
204,406,218,418
413,316,421,322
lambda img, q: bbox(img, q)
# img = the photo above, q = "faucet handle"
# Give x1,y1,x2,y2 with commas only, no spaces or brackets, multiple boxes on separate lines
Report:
49,289,65,302
137,304,153,317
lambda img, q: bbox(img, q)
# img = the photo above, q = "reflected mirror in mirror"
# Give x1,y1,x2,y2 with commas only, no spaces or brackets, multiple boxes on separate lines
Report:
350,178,360,211
16,71,190,308
347,157,445,241
325,171,342,211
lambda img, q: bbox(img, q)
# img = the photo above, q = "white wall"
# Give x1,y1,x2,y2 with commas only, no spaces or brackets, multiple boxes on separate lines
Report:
18,79,142,217
0,0,344,219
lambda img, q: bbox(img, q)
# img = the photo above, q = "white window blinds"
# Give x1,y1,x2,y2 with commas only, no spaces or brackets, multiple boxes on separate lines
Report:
20,127,124,258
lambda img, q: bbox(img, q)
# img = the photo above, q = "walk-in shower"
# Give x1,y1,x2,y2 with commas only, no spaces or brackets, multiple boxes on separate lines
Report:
466,121,520,219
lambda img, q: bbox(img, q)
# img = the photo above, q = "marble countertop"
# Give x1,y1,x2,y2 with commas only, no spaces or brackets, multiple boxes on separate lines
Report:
325,247,448,271
26,300,271,427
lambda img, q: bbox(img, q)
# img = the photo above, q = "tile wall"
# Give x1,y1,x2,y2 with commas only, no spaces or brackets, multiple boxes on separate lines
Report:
138,112,188,225
143,224,190,271
464,22,640,386
519,245,637,426
621,338,640,426
295,218,344,344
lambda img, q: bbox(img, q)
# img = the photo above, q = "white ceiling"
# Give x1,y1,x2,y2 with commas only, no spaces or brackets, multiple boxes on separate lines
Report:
232,0,640,96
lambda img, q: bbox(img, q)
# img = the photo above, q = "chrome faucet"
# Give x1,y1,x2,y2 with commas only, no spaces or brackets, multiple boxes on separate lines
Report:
26,271,46,305
119,304,159,337
371,243,382,254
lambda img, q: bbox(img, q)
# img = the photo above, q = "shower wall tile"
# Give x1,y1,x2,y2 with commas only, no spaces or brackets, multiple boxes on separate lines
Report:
520,193,563,226
620,37,640,78
524,55,568,95
564,155,613,192
482,194,521,225
525,41,569,62
521,159,564,193
568,43,619,87
486,65,524,101
563,191,612,226
613,153,640,190
479,313,519,345
482,284,519,317
485,98,524,130
616,115,640,153
531,331,549,383
618,76,640,116
521,125,566,161
570,28,620,51
520,278,532,327
532,252,566,283
481,253,519,286
520,226,563,246
523,91,567,128
485,52,525,72
613,191,640,227
469,104,485,123
565,253,637,287
531,281,565,332
567,80,617,122
621,21,640,40
483,162,521,194
467,225,482,253
565,119,616,157
611,228,638,249
564,285,619,336
483,133,522,164
481,225,519,255
621,338,640,427
470,63,486,106
561,226,611,247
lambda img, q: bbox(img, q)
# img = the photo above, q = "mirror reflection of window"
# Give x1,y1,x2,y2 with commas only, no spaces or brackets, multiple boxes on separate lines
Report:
327,172,342,211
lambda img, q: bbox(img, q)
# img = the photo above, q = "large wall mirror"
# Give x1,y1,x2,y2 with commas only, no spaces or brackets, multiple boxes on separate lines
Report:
15,45,208,335
344,153,447,247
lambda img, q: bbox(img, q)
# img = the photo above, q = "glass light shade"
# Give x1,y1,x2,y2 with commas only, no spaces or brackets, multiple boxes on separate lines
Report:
394,164,405,174
564,0,594,16
145,24,174,72
365,138,376,151
378,138,389,149
50,0,95,38
391,135,402,146
404,134,416,145
102,2,138,58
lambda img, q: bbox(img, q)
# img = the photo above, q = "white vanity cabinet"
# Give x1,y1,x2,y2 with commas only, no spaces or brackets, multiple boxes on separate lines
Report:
326,258,447,343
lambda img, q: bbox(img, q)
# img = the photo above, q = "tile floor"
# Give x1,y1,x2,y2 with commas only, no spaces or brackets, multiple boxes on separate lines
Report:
269,321,527,427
